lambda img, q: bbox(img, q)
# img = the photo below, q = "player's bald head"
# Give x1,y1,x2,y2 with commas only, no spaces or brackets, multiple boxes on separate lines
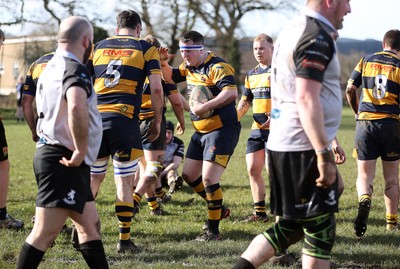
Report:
57,16,93,44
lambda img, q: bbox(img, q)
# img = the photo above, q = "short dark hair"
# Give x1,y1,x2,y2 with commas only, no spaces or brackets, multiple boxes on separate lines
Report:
144,35,161,48
180,31,204,45
117,10,141,30
383,29,400,51
0,29,5,41
166,120,174,132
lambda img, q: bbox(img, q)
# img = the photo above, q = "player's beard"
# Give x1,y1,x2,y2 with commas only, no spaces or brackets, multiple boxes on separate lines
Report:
83,40,92,64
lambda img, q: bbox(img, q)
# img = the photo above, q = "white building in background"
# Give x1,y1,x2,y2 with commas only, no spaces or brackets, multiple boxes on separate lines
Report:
0,35,56,96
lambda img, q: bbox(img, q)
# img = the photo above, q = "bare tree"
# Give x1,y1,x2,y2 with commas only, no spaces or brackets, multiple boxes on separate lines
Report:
188,0,295,58
2,0,296,74
0,1,25,26
123,0,296,76
183,0,296,86
121,0,197,64
1,0,109,29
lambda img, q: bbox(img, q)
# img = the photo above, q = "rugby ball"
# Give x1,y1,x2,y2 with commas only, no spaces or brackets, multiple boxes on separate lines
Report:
189,85,214,119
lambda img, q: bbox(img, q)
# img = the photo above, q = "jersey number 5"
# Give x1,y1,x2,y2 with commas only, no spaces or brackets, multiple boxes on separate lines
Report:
104,60,122,88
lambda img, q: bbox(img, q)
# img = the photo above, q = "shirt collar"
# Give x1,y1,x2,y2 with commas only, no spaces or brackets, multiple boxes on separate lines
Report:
301,7,338,37
55,49,82,64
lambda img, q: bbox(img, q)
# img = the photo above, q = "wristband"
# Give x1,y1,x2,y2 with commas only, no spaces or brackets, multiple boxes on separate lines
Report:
317,151,334,163
315,146,332,155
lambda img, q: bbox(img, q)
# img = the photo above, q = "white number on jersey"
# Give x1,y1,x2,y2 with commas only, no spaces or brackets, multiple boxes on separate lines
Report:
104,60,122,88
372,74,387,99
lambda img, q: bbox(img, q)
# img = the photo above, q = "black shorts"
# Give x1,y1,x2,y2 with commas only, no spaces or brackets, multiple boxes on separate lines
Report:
0,120,8,161
34,145,94,214
267,150,339,220
246,129,269,154
185,122,241,168
98,118,143,161
354,119,400,161
140,115,166,151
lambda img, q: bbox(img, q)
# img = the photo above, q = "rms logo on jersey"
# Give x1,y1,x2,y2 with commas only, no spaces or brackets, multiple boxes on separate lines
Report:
370,64,395,72
103,49,134,57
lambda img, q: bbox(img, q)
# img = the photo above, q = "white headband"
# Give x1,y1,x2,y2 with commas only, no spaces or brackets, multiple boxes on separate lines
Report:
179,45,204,50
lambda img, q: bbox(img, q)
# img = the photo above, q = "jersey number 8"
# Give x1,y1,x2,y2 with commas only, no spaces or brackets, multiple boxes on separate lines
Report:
372,74,387,99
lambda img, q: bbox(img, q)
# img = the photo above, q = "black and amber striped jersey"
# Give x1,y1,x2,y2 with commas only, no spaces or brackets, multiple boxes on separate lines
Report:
172,52,238,133
23,52,55,97
242,65,271,130
87,35,161,124
348,50,400,120
139,79,177,120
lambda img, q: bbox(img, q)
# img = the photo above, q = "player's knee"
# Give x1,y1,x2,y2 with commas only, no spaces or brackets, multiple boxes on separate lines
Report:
144,161,163,179
384,177,399,189
182,173,190,182
303,213,336,259
182,173,200,184
247,162,262,176
113,159,139,177
263,218,303,253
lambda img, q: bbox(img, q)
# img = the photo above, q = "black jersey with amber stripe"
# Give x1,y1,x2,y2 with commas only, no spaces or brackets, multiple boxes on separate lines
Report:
23,52,55,97
348,50,400,120
172,52,238,133
87,35,161,123
139,80,177,120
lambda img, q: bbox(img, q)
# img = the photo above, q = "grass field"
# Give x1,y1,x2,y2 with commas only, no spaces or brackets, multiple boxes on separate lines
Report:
0,106,399,269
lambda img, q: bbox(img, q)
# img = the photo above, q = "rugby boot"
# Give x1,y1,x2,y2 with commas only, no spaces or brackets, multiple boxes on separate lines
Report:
354,199,371,238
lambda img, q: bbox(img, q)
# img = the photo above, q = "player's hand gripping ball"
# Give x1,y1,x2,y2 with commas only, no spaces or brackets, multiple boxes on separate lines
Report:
189,85,214,119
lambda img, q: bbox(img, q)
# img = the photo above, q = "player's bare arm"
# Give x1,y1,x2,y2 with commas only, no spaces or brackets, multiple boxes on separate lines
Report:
345,84,359,115
158,47,174,84
296,77,337,188
21,94,39,142
332,136,346,165
237,99,251,120
194,87,237,115
168,93,185,134
60,86,89,167
148,74,164,142
163,156,183,175
179,93,190,112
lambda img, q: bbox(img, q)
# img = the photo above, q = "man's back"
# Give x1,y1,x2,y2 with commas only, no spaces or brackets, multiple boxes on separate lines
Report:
88,35,160,122
349,51,400,120
24,52,55,97
37,50,102,165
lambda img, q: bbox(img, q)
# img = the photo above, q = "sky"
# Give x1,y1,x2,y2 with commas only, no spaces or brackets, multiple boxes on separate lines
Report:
338,0,399,41
241,0,400,41
2,0,399,42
